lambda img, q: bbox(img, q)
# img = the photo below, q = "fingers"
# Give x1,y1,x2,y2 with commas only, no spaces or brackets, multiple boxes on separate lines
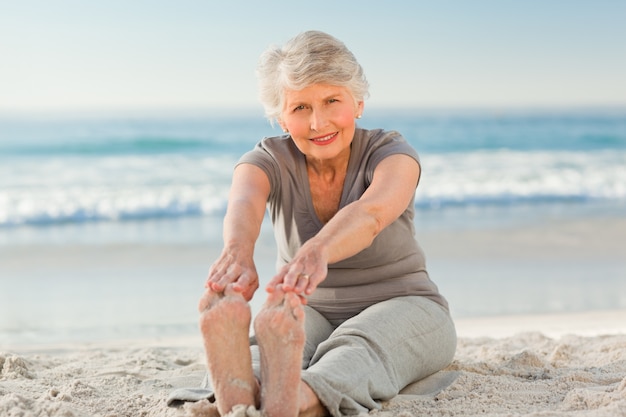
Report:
263,284,308,309
198,283,250,313
290,272,313,294
268,241,329,296
233,273,259,301
206,271,258,303
267,263,326,297
205,262,241,291
265,275,316,296
205,259,259,301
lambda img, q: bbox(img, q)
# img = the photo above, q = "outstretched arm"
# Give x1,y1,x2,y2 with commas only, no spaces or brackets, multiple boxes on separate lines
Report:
204,163,270,301
269,153,421,296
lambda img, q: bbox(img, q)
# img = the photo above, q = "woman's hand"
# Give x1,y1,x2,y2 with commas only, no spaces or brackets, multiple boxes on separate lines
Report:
205,247,259,301
204,163,268,302
266,239,328,300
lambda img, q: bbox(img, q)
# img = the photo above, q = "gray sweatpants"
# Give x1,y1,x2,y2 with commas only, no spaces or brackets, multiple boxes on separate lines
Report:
251,296,457,417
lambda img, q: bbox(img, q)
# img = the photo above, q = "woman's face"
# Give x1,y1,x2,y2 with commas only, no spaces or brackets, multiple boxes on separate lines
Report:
279,84,363,163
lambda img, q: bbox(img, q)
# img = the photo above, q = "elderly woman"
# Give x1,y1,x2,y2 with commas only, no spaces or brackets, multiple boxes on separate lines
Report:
198,31,456,417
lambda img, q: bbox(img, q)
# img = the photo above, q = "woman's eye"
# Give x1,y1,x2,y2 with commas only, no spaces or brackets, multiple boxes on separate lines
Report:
294,105,305,111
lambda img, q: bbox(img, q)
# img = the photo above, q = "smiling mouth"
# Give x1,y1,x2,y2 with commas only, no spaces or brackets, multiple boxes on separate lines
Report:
310,132,337,143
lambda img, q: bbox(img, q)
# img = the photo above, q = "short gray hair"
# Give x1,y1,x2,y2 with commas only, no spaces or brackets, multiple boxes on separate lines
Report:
256,31,369,124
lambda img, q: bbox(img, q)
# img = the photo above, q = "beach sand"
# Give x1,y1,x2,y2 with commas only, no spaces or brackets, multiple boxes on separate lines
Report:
1,312,625,417
1,216,625,416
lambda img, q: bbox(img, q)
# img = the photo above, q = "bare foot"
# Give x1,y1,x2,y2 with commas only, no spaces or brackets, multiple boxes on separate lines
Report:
199,286,258,415
254,287,306,417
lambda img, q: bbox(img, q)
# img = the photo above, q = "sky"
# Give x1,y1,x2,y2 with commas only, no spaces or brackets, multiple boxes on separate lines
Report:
1,0,625,114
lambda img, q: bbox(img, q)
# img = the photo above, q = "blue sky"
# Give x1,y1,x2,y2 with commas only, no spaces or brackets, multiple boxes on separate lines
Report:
1,0,625,114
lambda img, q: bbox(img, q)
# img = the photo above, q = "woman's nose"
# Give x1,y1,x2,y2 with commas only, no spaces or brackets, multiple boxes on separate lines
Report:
310,108,329,131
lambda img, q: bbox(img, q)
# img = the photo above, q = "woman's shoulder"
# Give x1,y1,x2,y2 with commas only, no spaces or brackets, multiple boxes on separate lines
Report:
356,128,414,154
357,127,410,145
239,134,303,177
244,134,300,160
257,133,294,151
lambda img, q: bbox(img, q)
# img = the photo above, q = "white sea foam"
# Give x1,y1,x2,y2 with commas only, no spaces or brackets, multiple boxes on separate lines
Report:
418,149,626,207
2,149,625,226
0,154,235,226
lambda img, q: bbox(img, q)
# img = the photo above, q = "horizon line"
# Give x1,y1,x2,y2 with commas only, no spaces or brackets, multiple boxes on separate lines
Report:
1,103,625,120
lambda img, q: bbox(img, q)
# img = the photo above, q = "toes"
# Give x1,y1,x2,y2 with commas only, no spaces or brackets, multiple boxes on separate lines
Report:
224,283,245,298
263,285,286,309
199,289,222,312
284,292,304,321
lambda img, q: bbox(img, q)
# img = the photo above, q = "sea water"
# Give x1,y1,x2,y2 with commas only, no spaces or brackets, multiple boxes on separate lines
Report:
1,108,625,345
2,109,625,236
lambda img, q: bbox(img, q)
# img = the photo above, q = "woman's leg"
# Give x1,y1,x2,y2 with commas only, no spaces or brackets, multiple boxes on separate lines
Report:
297,306,336,416
251,302,336,374
248,296,334,417
198,286,258,415
301,297,457,417
253,287,306,417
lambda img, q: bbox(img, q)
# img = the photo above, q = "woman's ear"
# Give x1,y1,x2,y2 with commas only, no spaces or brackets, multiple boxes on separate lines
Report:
278,120,288,133
356,101,364,119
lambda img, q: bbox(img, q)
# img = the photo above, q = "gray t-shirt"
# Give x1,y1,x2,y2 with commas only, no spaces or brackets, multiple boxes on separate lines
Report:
238,128,448,323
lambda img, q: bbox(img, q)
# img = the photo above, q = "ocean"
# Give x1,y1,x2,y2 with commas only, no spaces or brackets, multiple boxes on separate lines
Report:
2,109,625,235
1,108,625,345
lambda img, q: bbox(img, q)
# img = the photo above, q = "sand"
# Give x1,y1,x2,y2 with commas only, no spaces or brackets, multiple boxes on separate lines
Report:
2,216,625,416
1,310,625,417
